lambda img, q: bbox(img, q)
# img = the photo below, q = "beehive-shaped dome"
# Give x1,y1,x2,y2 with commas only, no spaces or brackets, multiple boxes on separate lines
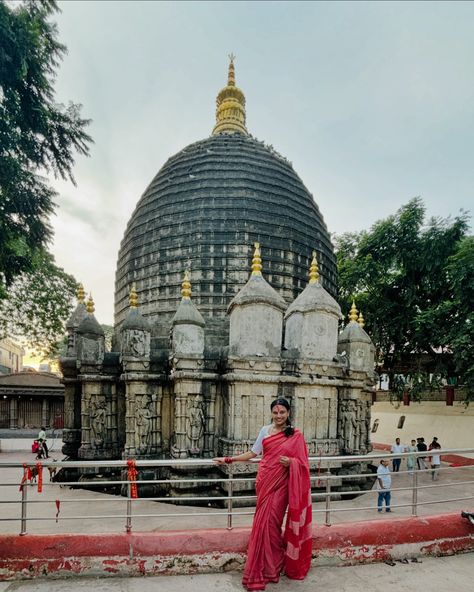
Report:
114,60,337,349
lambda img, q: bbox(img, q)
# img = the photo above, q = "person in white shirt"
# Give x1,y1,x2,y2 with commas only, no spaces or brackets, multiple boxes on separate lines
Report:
37,426,49,458
377,459,392,512
391,437,404,472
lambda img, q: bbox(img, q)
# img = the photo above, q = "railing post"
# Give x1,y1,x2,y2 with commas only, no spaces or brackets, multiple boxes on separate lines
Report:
227,466,233,530
125,481,132,533
324,470,331,526
411,467,418,516
20,481,28,536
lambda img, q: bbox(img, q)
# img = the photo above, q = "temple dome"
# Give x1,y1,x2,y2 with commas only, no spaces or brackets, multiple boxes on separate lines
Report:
114,63,337,349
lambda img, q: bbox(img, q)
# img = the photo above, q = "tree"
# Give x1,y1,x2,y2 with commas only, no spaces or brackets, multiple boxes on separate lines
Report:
0,0,92,353
0,251,78,356
334,198,472,399
0,0,92,296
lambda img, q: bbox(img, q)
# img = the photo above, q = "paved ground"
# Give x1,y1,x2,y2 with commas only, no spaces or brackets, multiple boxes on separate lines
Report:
0,451,473,534
0,553,472,591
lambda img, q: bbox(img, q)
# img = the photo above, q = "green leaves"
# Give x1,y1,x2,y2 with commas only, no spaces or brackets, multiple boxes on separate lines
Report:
335,198,473,401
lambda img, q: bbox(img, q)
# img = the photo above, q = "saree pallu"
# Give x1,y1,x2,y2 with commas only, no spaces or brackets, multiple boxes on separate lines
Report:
242,429,312,591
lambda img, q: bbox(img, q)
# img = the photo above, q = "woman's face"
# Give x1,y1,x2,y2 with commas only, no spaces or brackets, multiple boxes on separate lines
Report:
271,404,289,428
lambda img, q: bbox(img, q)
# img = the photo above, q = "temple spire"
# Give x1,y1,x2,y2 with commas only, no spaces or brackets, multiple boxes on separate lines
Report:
77,283,85,304
308,251,320,284
348,300,358,323
181,270,192,300
129,283,138,309
358,311,365,328
86,294,95,314
251,242,262,276
212,54,248,136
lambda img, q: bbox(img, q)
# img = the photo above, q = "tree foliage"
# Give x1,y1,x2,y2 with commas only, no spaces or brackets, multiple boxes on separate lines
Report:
0,0,92,353
0,0,92,296
0,251,78,355
334,198,473,400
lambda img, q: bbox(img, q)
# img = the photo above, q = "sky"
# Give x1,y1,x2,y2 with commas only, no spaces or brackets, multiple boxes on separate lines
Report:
47,1,474,325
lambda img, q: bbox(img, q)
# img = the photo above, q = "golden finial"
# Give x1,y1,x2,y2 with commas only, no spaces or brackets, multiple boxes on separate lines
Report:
212,55,248,136
181,270,191,300
129,283,138,309
86,293,95,314
228,52,236,86
251,242,262,276
76,283,85,304
348,300,358,323
358,310,365,328
309,251,320,284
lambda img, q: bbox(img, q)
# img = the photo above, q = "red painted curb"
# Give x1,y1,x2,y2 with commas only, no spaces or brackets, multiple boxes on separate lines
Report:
0,512,472,580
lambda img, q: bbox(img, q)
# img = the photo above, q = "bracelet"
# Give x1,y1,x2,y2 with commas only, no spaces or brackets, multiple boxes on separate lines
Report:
224,456,233,464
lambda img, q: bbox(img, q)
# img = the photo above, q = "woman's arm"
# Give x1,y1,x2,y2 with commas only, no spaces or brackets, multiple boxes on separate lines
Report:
214,451,257,465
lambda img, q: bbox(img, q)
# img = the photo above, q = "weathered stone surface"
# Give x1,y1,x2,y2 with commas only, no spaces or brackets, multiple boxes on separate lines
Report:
114,133,337,349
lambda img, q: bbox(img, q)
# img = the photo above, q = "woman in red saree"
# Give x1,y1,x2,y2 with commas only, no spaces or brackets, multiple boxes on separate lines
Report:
215,398,312,591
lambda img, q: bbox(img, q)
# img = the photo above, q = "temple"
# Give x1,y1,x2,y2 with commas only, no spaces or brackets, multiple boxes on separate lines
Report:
60,58,375,497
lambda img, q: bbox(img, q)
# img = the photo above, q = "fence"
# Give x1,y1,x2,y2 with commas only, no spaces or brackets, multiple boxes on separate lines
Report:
0,448,473,536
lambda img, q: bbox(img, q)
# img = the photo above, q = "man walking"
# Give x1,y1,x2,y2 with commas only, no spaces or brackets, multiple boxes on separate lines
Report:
377,459,392,513
37,426,49,458
391,437,405,472
416,437,427,470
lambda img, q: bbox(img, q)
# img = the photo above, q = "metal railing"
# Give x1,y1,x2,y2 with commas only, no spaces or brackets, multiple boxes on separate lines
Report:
0,448,473,535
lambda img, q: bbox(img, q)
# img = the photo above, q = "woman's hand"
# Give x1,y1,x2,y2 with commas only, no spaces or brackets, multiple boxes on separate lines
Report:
279,456,291,467
213,457,227,465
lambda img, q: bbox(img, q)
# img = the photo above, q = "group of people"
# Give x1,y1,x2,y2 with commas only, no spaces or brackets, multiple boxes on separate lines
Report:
377,435,442,513
390,436,442,476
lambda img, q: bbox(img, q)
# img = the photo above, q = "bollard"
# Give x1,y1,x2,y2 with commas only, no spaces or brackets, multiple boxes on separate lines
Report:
125,481,132,533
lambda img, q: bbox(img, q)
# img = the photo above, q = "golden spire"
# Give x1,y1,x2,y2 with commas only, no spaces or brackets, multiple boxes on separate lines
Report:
181,270,191,300
212,54,248,136
129,283,138,309
309,251,320,284
76,283,85,304
358,311,365,328
86,294,95,314
251,242,262,276
348,300,358,323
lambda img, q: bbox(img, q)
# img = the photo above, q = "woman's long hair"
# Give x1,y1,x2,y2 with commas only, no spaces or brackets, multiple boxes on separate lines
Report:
270,398,294,437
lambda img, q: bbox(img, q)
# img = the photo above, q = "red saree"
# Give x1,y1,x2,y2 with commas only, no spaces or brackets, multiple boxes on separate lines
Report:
242,429,312,591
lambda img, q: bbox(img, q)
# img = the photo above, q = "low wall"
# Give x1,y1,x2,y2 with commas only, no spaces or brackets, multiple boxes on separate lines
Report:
0,513,472,580
371,401,474,454
0,439,33,452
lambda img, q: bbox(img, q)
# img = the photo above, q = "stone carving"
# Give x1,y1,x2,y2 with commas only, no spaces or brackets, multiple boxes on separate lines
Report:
341,400,358,453
187,394,206,454
90,398,106,446
124,330,149,358
135,395,153,453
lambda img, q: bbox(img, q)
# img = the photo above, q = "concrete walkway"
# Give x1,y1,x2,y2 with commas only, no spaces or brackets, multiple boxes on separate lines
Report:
0,553,472,591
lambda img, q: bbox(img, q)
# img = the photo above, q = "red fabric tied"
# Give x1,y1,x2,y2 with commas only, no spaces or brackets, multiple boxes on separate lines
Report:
224,456,233,464
55,499,61,522
127,460,138,498
19,464,32,492
36,462,43,493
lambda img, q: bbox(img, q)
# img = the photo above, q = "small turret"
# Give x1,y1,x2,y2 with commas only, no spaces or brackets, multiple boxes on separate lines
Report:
121,284,151,361
228,243,286,358
284,251,341,360
171,271,205,356
337,301,373,373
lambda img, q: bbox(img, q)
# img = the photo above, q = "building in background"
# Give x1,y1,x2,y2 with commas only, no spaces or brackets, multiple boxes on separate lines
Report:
0,339,23,375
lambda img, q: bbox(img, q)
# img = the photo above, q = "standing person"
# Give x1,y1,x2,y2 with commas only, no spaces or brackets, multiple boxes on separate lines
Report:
214,398,312,591
376,459,392,513
37,426,49,458
429,437,442,481
416,437,428,470
406,439,417,474
390,437,404,472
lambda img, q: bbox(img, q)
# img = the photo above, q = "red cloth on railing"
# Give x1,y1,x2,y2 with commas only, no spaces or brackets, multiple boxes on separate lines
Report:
127,460,138,498
55,499,61,522
19,464,32,492
36,462,43,493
